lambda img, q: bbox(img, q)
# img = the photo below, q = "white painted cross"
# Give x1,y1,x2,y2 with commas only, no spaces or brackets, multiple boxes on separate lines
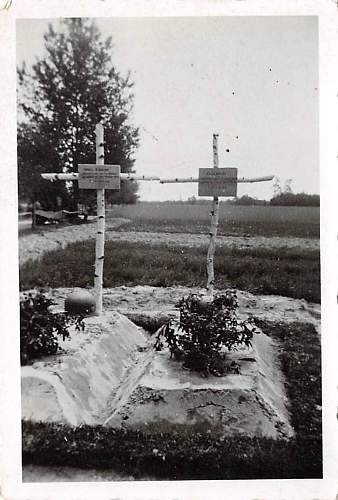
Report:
41,123,159,315
158,134,274,296
41,124,274,312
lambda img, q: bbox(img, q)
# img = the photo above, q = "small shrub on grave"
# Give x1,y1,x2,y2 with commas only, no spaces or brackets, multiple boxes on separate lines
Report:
163,291,256,376
20,291,85,365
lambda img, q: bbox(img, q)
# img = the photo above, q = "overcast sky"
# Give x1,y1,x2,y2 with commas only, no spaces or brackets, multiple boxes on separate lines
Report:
16,16,319,201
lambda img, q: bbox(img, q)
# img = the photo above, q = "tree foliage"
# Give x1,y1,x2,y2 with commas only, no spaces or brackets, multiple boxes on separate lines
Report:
231,195,268,206
270,192,320,207
270,178,319,206
17,18,139,208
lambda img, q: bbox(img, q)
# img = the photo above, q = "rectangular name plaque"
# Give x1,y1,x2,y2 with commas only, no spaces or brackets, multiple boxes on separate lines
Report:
78,164,121,190
198,167,238,197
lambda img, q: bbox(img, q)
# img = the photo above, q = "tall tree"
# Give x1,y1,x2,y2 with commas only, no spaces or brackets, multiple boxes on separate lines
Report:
17,18,139,209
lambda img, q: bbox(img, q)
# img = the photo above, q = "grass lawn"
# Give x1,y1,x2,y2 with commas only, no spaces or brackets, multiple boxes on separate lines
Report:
20,240,320,302
22,321,322,479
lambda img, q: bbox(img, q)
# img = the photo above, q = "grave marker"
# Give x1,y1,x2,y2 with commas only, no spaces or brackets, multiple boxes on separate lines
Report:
159,135,274,296
198,167,238,197
41,125,274,311
41,123,160,315
78,164,120,190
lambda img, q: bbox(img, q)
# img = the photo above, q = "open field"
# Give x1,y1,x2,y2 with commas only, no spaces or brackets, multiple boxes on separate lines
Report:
107,203,320,238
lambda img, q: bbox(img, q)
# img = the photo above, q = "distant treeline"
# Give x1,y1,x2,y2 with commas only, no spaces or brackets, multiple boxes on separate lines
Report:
269,193,320,207
229,195,268,206
161,193,320,207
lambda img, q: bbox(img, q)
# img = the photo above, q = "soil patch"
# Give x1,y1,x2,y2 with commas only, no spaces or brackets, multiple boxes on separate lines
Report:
18,218,130,264
47,285,321,333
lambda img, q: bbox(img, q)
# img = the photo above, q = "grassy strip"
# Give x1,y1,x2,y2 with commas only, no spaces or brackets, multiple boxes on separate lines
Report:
22,423,321,480
22,321,322,479
256,320,322,438
20,241,320,302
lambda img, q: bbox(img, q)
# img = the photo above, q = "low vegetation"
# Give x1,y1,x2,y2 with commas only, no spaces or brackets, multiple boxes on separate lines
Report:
20,291,84,365
20,240,320,302
163,292,255,376
257,319,322,468
22,320,322,479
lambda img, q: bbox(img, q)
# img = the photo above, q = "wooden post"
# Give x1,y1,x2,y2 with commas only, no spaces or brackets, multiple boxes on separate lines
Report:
94,123,105,315
206,134,220,296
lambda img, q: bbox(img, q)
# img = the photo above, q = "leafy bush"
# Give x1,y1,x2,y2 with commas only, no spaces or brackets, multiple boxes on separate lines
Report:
20,291,84,365
163,291,256,376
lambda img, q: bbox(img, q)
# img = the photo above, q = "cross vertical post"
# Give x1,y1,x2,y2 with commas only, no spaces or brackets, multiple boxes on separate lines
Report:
94,123,105,315
206,134,220,296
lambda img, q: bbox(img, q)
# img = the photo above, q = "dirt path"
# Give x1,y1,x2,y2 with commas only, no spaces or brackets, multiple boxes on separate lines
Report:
19,218,319,265
18,218,130,264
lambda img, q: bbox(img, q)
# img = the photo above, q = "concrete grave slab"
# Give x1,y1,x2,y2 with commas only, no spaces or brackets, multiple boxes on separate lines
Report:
104,330,294,440
21,294,296,440
21,312,148,426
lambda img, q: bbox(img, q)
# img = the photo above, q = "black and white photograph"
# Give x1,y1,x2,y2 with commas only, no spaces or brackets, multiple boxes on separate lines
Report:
1,1,338,499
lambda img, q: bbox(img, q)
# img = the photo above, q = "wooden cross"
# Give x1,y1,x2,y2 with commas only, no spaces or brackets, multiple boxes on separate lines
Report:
157,134,274,296
41,123,159,315
41,125,274,312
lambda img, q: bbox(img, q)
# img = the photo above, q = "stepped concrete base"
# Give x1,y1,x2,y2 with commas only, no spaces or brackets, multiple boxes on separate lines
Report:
21,312,148,426
21,309,294,440
105,332,294,440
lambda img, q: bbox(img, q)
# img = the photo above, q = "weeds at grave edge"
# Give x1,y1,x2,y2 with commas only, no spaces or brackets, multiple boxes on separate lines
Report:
22,320,322,480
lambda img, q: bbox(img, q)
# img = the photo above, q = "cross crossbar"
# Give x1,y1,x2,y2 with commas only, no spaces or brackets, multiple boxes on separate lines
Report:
41,172,274,184
41,173,161,182
159,175,274,184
